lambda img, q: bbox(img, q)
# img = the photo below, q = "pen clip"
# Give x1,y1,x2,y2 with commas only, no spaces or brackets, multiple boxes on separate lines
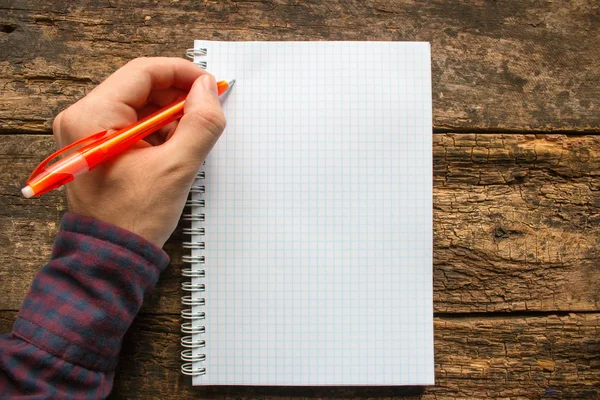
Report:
27,130,108,183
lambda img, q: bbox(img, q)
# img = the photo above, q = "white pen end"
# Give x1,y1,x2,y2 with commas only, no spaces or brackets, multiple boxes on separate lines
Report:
21,185,34,199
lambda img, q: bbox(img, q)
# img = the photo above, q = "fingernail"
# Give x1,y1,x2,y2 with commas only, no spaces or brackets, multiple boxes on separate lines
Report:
202,75,218,96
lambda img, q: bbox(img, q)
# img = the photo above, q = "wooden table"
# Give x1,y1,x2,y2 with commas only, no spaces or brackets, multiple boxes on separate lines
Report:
1,1,599,398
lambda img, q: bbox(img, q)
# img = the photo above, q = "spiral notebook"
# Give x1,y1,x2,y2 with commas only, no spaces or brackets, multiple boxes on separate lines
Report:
181,41,434,386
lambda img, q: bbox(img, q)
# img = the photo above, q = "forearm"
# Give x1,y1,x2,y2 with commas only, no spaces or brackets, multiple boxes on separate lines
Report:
0,213,169,399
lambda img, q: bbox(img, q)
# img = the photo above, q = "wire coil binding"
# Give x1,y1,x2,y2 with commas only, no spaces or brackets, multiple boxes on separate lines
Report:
186,47,208,69
182,46,209,377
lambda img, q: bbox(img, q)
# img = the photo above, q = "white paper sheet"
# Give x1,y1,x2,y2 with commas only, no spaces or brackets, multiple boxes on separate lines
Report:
189,41,433,386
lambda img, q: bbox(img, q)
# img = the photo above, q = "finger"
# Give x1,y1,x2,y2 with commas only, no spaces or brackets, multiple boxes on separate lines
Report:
143,131,163,147
148,87,188,108
163,120,179,141
55,59,199,146
158,74,226,170
88,57,206,109
135,103,162,146
135,89,186,145
144,121,178,146
137,104,160,120
128,89,187,121
53,95,139,147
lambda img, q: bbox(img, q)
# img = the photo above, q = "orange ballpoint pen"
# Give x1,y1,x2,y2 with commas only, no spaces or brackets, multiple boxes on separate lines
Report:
22,79,235,198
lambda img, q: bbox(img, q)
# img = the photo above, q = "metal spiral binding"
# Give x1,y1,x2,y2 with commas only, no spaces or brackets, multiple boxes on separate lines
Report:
189,184,205,194
186,47,208,69
180,43,209,374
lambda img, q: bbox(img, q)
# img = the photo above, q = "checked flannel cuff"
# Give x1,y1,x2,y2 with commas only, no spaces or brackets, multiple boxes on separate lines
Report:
12,212,169,372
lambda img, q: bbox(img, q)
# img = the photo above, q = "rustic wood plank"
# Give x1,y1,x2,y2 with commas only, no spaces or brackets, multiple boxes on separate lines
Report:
433,133,600,312
3,133,600,313
0,311,17,333
122,313,600,399
87,313,600,399
1,310,598,398
1,0,598,133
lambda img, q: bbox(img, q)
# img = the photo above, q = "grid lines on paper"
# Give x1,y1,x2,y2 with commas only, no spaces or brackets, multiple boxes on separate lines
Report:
190,40,434,386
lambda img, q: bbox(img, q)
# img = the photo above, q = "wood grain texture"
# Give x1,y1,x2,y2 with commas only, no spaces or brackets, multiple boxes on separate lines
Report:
1,310,598,398
0,311,17,333
110,313,600,399
2,3,599,394
433,134,600,312
2,133,600,314
1,0,599,133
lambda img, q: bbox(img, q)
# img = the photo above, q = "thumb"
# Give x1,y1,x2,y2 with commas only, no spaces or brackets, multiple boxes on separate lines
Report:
162,74,226,169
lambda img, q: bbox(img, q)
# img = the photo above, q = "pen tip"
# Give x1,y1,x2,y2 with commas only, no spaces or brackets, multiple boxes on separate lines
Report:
228,79,236,87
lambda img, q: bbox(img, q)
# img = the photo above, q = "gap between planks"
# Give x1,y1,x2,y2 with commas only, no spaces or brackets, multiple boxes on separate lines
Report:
2,129,600,136
2,310,600,320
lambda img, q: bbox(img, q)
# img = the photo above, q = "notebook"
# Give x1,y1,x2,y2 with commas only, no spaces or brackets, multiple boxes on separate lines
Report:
180,40,433,386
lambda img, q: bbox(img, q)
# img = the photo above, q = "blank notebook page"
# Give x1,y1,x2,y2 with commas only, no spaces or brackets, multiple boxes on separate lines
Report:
190,40,433,386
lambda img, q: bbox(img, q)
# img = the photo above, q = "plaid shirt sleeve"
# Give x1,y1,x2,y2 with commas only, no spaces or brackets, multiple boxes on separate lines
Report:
0,212,169,399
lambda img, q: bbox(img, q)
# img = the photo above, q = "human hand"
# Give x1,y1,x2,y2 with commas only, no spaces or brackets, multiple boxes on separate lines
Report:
52,57,226,247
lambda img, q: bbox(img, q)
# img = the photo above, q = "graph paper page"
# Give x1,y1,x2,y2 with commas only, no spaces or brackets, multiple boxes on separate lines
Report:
190,41,433,385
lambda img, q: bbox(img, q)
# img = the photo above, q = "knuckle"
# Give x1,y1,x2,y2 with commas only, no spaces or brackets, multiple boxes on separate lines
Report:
126,57,150,68
52,110,64,136
52,109,74,146
186,108,227,139
126,57,178,70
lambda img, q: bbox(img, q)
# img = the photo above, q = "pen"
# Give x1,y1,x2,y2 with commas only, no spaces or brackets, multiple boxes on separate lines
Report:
22,79,235,198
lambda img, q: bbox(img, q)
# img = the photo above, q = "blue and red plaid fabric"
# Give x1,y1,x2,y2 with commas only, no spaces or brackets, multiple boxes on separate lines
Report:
0,212,169,399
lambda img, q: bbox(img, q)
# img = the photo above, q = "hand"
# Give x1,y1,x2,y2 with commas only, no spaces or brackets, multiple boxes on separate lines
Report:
52,57,226,247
